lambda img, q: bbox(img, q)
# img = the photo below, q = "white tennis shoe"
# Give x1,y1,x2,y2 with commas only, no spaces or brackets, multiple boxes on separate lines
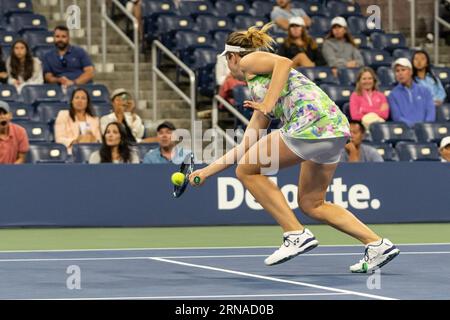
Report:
350,238,400,273
264,228,319,266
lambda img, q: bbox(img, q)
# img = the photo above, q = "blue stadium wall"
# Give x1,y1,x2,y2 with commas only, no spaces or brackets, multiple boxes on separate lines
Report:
0,163,449,227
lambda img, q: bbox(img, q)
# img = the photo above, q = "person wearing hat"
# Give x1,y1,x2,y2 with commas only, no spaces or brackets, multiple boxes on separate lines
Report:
277,17,326,68
439,136,450,162
0,101,29,164
100,88,145,143
388,58,435,127
142,121,190,164
322,16,364,77
270,0,311,33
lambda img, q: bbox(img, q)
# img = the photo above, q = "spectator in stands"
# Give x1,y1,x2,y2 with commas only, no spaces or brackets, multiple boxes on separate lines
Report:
341,121,383,162
412,50,447,107
125,0,143,40
350,67,389,129
43,25,95,91
271,0,312,33
143,121,190,164
89,122,140,164
101,88,145,143
54,88,102,155
215,54,246,106
388,58,435,127
0,46,8,84
322,17,364,77
439,136,450,162
277,17,326,68
6,40,44,93
0,101,29,164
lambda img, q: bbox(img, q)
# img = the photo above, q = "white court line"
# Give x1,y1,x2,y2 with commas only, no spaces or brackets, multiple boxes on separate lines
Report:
0,251,449,262
151,257,397,301
24,293,351,300
0,242,449,253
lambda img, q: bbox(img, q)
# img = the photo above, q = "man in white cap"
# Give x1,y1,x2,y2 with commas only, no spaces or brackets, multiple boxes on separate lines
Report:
322,16,364,77
387,58,435,127
270,0,311,33
0,101,29,164
439,136,450,162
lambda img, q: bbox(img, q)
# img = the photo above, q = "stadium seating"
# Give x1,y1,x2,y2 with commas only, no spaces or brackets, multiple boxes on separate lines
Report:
371,33,408,52
213,30,229,49
0,84,19,102
9,13,48,34
294,2,326,18
174,30,214,63
250,1,274,20
214,1,250,19
395,142,441,161
33,44,54,61
369,143,399,162
413,122,450,144
92,103,113,118
27,143,68,164
437,103,450,122
377,66,397,86
352,33,369,49
7,102,33,121
66,84,111,103
0,30,19,46
326,0,362,18
72,143,102,163
194,15,234,35
1,0,33,16
142,0,175,20
35,102,68,126
21,84,64,106
370,122,416,145
347,16,383,36
299,67,339,85
309,16,330,35
361,49,394,69
432,67,450,85
234,15,268,30
17,120,52,142
392,48,414,60
338,68,361,86
178,1,216,19
22,30,54,49
319,84,354,106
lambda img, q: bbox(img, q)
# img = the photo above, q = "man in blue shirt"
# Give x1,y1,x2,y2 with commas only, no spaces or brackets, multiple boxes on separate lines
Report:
43,25,95,90
143,121,190,164
388,58,435,127
271,0,311,33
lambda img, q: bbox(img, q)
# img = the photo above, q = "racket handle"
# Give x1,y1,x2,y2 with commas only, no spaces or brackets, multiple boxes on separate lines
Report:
194,176,201,185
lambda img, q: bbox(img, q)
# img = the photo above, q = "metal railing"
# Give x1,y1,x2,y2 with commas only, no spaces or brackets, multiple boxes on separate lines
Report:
434,0,450,65
100,0,140,100
58,0,92,54
212,95,249,156
152,40,197,155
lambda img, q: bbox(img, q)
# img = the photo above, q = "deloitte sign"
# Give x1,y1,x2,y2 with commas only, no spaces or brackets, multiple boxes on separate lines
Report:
217,177,381,211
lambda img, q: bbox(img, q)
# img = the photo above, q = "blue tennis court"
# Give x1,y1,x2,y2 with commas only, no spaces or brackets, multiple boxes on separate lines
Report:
0,243,449,300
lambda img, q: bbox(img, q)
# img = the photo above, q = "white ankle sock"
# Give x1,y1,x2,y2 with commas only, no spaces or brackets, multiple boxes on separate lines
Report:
283,229,305,237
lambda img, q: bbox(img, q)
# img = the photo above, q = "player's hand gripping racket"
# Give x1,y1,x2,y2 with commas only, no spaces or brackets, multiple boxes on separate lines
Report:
173,153,201,198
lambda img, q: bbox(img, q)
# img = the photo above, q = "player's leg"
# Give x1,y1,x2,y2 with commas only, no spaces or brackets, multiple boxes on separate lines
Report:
298,160,400,272
235,131,319,266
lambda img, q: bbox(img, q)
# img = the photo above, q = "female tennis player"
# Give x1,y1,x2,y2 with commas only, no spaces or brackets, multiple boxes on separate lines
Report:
189,24,399,273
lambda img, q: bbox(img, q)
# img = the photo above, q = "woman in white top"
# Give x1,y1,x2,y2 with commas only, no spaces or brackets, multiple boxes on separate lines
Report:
6,40,44,93
89,122,140,164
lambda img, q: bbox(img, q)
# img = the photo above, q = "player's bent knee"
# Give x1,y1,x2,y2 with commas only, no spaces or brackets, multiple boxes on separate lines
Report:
298,197,325,220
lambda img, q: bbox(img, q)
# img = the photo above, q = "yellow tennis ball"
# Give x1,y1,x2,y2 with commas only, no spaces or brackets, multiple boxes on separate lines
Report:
171,172,185,186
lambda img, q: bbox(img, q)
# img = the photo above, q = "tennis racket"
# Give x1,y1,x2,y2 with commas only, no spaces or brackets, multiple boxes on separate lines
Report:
173,153,201,198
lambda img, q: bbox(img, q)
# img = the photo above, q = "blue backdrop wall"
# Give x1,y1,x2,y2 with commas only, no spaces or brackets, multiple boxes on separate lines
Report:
0,163,449,227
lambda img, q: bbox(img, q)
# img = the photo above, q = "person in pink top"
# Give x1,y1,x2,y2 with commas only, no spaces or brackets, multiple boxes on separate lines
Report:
349,67,389,129
0,101,29,164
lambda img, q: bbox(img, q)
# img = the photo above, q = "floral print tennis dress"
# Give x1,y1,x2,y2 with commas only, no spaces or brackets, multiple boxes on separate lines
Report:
247,69,350,140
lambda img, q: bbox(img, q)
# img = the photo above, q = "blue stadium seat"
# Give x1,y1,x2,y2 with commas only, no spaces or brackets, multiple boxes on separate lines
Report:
7,102,33,121
250,1,275,19
213,30,229,49
72,143,102,163
21,85,64,106
66,85,111,103
27,143,68,164
352,33,369,49
347,16,383,36
446,84,450,103
361,49,393,69
215,1,250,19
92,103,113,118
1,0,33,16
395,142,440,161
174,31,214,64
413,122,450,144
299,67,339,85
142,0,175,19
326,0,362,18
22,30,54,50
368,143,399,161
338,68,360,86
309,30,326,47
9,13,48,34
294,2,326,17
190,47,217,70
432,67,450,85
178,1,216,18
310,16,330,35
135,143,160,161
0,84,19,102
371,33,407,52
33,44,54,61
0,31,19,46
370,122,416,145
1,44,11,60
377,66,396,86
18,121,52,142
156,15,195,48
392,48,414,60
35,102,69,125
437,103,450,122
194,15,234,35
319,84,354,106
234,15,268,30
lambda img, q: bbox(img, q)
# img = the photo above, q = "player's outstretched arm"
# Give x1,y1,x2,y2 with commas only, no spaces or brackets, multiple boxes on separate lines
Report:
189,110,270,186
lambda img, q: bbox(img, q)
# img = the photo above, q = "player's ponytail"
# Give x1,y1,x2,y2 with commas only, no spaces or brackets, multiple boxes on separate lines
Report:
225,23,275,56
